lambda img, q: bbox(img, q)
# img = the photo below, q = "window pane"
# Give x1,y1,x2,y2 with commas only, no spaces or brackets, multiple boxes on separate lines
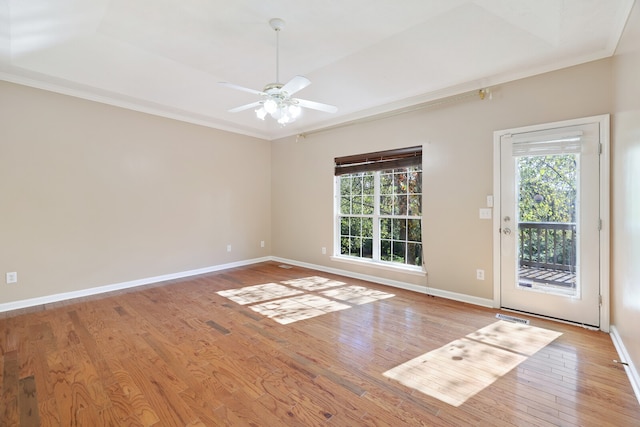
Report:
341,237,350,255
351,237,362,256
362,238,373,259
352,195,362,214
346,237,354,256
362,196,374,215
340,196,351,214
392,218,407,240
408,219,421,242
394,195,407,215
409,171,422,193
408,195,421,216
394,172,407,194
407,242,422,266
392,241,406,263
362,217,373,238
381,239,391,261
363,174,374,195
340,176,351,195
350,217,361,237
340,217,349,236
380,172,393,194
380,195,393,215
380,218,391,239
354,174,364,194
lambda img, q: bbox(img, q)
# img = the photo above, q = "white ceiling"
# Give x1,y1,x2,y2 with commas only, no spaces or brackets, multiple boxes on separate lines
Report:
0,0,635,140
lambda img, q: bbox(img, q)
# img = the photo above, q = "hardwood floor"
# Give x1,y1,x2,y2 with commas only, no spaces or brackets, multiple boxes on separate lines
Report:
1,261,638,426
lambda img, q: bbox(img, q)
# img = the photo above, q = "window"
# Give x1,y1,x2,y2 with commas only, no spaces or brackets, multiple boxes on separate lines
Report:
335,146,422,268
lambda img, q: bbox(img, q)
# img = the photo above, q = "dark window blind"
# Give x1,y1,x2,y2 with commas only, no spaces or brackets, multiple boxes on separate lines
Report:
334,146,422,175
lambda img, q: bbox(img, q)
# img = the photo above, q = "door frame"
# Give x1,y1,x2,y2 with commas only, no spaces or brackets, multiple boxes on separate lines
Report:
492,114,610,331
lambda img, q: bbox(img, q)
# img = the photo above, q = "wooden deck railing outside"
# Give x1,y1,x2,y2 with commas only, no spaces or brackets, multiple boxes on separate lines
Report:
518,221,576,273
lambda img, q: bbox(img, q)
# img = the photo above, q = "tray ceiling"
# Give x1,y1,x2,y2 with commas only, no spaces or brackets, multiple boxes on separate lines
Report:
0,0,635,139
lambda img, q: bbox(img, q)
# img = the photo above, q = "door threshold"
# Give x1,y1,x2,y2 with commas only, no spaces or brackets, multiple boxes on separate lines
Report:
500,308,600,331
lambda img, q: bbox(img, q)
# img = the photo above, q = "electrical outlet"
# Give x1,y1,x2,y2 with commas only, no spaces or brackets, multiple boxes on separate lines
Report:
260,241,265,248
476,269,485,280
226,244,232,252
6,272,17,284
322,247,327,255
479,208,492,219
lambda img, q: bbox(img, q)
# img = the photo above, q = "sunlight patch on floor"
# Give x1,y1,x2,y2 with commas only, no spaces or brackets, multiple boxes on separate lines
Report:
321,285,395,305
282,276,346,291
250,294,351,325
217,283,303,305
383,320,562,407
467,319,562,356
216,276,395,324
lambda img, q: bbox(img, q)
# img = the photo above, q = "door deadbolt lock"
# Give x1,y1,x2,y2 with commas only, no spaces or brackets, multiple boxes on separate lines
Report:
503,216,511,222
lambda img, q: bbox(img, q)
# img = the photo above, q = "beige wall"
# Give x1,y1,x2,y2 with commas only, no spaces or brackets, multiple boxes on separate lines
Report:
0,55,617,308
0,81,271,305
612,2,640,381
272,59,611,300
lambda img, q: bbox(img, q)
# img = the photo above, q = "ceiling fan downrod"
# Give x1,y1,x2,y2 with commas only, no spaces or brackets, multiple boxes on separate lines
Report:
269,18,286,84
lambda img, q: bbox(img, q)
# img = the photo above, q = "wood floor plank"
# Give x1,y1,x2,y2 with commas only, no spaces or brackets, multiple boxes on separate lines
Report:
18,376,40,426
214,389,283,426
37,397,61,427
205,320,231,335
0,344,4,390
118,355,203,426
106,358,160,426
47,347,102,426
0,261,638,426
1,350,19,426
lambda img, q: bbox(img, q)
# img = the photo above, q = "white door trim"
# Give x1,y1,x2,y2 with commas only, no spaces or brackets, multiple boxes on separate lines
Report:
492,114,610,332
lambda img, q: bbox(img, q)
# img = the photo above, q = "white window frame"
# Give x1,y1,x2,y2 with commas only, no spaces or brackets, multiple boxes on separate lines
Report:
332,166,424,274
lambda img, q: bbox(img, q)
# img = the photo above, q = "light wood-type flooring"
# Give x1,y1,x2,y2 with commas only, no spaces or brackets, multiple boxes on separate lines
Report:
1,261,639,426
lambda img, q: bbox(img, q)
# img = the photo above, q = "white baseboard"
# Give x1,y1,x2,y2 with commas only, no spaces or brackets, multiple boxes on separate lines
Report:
0,257,271,313
0,255,494,315
272,257,494,308
610,325,640,405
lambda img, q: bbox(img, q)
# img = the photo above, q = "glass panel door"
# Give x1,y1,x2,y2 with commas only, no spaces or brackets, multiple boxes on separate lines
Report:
499,122,601,327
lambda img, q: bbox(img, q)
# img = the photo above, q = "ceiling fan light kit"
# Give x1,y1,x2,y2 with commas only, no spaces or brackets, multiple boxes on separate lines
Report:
219,18,337,126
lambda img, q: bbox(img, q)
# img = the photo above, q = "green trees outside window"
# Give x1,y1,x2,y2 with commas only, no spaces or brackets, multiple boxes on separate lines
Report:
338,166,422,267
517,154,577,270
518,154,576,224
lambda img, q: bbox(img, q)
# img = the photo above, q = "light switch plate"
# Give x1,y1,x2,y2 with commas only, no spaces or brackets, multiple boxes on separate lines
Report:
486,195,494,207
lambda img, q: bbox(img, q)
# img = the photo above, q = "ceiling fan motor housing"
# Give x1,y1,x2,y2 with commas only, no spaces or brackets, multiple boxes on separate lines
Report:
269,18,285,32
263,83,284,94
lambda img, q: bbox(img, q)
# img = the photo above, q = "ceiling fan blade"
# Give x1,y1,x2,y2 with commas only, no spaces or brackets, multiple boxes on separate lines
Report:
281,75,311,96
228,101,262,113
294,98,338,114
219,81,265,96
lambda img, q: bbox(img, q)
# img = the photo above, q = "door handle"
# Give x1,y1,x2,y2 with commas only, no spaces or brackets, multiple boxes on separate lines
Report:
503,227,512,235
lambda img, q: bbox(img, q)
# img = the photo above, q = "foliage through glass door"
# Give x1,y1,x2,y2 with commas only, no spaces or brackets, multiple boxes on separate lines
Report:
516,154,578,296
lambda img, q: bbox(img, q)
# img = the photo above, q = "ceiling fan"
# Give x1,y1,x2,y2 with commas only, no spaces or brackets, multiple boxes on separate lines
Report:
219,18,337,125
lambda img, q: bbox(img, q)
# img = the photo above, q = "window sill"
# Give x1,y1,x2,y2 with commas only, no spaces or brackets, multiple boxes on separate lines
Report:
330,255,426,276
